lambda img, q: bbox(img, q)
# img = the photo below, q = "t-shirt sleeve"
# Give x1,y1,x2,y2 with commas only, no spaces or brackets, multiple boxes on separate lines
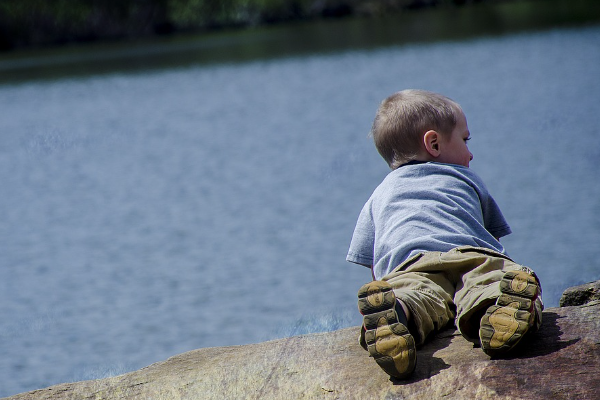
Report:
347,201,375,267
481,192,512,239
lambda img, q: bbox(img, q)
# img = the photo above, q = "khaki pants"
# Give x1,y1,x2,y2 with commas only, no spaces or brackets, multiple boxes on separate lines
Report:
378,246,543,345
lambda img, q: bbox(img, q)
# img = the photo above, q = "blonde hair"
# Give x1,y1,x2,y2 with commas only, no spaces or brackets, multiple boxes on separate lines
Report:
370,89,462,169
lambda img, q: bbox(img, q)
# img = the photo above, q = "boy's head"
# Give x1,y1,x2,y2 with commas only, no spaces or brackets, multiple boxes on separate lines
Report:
370,89,471,169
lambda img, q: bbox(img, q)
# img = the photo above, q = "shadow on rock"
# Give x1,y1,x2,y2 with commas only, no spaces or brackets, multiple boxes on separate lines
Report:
392,328,454,384
493,311,579,360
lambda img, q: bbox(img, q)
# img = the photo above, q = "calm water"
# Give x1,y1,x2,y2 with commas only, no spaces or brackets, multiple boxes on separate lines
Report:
1,19,600,398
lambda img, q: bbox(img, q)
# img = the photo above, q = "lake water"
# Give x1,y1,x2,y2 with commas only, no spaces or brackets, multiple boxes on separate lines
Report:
1,14,600,398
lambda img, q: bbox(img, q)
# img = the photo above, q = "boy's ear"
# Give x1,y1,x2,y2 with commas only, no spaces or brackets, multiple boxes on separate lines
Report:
423,130,442,157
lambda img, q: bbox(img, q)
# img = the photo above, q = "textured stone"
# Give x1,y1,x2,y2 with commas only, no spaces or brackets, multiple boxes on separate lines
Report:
4,283,600,400
559,280,600,307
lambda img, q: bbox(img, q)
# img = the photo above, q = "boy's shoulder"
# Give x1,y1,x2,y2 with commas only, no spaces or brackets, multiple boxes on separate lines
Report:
384,161,485,187
371,162,489,205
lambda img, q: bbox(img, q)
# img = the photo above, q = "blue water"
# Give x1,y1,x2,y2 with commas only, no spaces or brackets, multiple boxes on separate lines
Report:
1,24,599,397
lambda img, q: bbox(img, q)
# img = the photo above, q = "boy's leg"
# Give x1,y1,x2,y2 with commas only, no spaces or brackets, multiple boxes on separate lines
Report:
357,280,416,379
383,252,457,346
356,252,458,379
479,268,542,356
448,247,543,354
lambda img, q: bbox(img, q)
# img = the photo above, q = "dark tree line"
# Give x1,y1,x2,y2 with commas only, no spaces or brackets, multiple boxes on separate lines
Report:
0,0,478,50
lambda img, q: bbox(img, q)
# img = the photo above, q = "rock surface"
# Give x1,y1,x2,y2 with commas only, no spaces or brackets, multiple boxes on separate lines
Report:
5,283,600,400
559,280,600,307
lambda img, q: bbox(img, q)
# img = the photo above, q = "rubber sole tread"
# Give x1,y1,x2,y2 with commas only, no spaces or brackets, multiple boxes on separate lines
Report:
358,280,416,379
480,270,541,356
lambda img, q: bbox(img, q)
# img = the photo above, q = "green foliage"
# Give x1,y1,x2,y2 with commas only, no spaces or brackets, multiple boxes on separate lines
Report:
0,0,174,48
167,0,239,27
0,0,546,50
0,0,91,47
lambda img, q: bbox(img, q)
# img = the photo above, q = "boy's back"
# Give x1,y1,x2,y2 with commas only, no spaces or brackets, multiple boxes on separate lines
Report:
348,161,511,280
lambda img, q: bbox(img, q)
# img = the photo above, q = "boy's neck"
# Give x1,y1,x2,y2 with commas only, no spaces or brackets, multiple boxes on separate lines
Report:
401,160,428,167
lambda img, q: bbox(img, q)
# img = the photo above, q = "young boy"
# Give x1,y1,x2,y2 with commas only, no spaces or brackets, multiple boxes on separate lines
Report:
347,89,543,379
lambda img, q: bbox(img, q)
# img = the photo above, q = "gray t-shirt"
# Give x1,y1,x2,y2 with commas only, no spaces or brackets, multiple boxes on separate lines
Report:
347,162,512,279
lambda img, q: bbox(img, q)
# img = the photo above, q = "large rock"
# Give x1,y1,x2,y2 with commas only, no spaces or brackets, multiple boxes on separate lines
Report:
559,280,600,307
5,284,600,400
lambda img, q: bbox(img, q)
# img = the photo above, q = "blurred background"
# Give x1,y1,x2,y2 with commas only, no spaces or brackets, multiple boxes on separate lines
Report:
1,0,599,396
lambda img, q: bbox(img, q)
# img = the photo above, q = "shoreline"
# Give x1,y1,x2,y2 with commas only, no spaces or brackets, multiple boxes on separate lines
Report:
1,0,599,53
2,0,600,84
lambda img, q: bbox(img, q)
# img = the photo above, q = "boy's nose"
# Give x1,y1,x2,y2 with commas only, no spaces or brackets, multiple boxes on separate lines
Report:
469,152,473,161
